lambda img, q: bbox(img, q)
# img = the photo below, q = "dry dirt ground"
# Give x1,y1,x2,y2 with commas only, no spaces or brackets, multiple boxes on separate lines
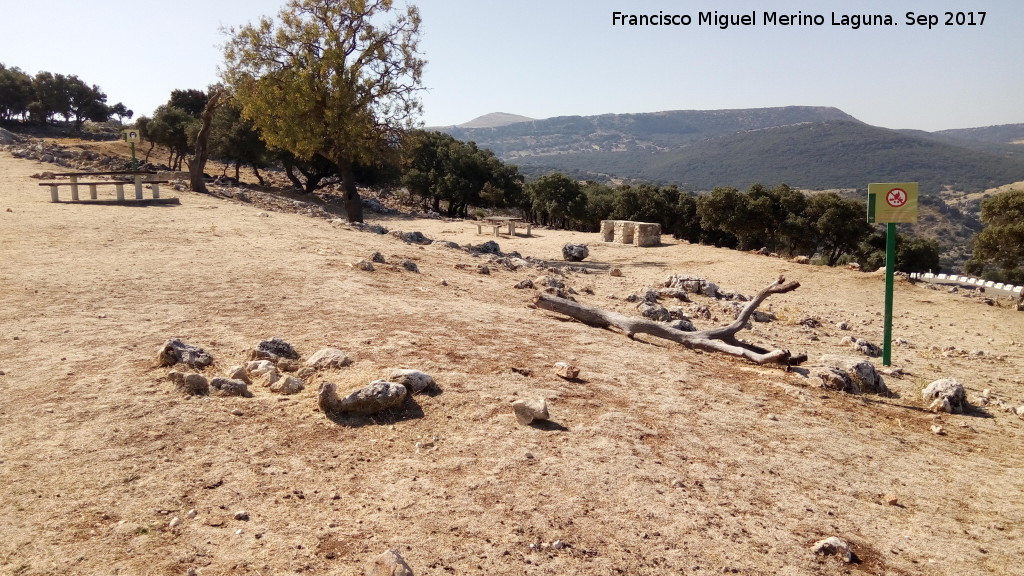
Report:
2,146,1024,576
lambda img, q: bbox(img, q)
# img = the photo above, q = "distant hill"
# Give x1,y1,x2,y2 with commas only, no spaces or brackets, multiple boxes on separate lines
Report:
438,107,1024,193
448,112,534,129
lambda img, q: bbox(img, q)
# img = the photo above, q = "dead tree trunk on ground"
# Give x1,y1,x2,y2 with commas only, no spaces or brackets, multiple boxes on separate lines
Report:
535,276,806,366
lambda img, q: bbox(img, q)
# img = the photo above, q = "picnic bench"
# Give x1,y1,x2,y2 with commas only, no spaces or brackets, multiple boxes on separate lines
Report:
475,216,531,237
37,171,178,205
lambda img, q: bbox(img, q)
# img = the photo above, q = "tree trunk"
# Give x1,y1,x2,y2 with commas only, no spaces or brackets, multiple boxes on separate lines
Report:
534,276,807,366
251,164,266,186
337,157,364,223
188,87,225,194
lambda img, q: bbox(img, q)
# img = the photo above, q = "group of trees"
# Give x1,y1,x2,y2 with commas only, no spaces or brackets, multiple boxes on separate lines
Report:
0,64,131,127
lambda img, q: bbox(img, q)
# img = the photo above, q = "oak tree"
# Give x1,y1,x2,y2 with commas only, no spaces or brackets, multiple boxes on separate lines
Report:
222,0,425,222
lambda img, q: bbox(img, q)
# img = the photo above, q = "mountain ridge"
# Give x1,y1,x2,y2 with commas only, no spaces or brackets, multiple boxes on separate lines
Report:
436,106,1024,192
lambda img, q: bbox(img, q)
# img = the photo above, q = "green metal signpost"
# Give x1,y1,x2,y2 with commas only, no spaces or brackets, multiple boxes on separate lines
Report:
867,182,919,366
123,128,141,171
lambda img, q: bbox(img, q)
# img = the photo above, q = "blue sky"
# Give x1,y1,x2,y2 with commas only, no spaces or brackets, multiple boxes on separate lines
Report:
1,1,1021,131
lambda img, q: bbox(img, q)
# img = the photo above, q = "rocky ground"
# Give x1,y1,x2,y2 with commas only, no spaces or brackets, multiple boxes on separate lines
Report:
1,136,1024,576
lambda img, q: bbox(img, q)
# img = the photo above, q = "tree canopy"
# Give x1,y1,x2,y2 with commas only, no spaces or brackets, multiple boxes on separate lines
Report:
965,189,1024,282
221,0,426,222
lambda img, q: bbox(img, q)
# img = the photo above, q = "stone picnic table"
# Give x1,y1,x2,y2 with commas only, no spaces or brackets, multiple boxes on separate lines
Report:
475,216,532,237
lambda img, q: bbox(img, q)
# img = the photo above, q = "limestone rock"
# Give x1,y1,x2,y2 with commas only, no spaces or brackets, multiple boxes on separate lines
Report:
364,549,413,576
321,381,407,415
210,377,252,398
818,366,857,393
512,398,549,425
270,375,305,395
554,362,579,380
817,356,888,395
318,381,343,414
226,365,251,385
388,369,435,394
251,337,299,361
306,347,352,370
169,371,210,396
562,243,589,262
922,378,967,413
811,536,854,563
638,302,671,322
156,338,213,369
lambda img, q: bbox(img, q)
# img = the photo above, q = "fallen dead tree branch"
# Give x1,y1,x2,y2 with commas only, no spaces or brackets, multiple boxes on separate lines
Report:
535,276,807,366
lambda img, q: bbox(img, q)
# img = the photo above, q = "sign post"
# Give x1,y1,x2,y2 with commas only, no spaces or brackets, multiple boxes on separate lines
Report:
867,182,919,366
123,128,141,171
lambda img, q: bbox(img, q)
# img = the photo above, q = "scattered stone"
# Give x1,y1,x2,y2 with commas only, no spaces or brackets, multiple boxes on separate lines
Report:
319,380,408,415
469,240,501,255
512,398,549,425
305,347,352,370
210,377,252,398
169,517,182,528
931,425,946,435
231,409,244,416
253,365,281,387
554,362,580,380
922,378,967,413
638,301,672,322
156,338,214,369
172,372,209,396
354,259,375,271
251,337,299,361
799,317,821,328
664,275,720,298
791,255,810,264
270,375,305,395
812,536,854,563
817,356,888,395
186,509,198,519
562,243,589,262
368,251,384,264
513,279,535,289
401,260,420,273
277,359,300,372
535,275,565,290
392,230,432,245
226,365,251,385
478,265,490,275
609,268,623,277
817,366,856,393
388,369,435,394
364,549,414,576
885,494,899,506
234,511,250,521
836,322,850,331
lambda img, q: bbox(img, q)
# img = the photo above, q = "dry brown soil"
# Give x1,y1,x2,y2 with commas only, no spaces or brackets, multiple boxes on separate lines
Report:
2,146,1023,576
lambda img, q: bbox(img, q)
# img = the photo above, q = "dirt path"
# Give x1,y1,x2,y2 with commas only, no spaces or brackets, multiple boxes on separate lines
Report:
1,148,1023,576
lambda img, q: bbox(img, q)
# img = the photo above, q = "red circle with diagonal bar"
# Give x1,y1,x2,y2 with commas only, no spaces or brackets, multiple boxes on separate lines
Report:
886,188,907,208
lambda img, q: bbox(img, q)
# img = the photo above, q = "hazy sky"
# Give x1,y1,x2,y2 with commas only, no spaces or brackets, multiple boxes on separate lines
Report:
2,1,1021,131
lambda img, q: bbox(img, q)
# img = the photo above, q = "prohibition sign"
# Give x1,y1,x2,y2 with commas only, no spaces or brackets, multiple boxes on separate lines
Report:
886,187,907,208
